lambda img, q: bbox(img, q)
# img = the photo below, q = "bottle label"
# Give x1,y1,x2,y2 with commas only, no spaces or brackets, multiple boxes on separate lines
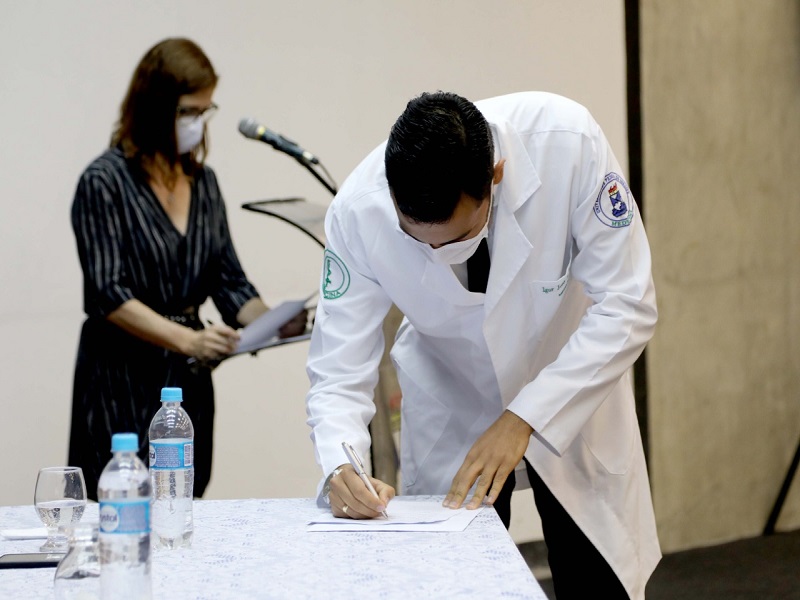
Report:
99,499,150,534
149,441,193,469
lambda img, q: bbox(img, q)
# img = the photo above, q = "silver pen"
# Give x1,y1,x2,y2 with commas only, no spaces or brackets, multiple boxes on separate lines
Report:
341,442,389,519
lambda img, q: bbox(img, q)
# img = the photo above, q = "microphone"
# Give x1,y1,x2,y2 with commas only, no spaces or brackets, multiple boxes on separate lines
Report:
238,117,319,164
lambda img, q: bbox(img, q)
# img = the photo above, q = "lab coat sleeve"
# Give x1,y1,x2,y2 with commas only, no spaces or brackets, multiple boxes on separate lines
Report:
506,118,657,456
305,199,394,498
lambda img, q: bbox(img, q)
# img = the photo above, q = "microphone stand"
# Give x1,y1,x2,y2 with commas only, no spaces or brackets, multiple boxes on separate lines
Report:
295,155,338,196
242,133,396,486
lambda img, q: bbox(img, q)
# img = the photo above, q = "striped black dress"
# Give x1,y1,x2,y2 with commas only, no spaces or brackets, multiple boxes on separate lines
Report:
69,148,258,500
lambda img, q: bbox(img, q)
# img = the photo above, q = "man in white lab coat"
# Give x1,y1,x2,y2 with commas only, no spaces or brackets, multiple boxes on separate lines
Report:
306,91,660,599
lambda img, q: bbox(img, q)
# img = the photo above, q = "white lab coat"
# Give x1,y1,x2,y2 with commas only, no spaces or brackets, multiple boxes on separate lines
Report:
306,92,660,599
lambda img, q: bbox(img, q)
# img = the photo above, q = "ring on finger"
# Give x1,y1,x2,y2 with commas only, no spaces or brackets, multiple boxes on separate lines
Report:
342,504,349,515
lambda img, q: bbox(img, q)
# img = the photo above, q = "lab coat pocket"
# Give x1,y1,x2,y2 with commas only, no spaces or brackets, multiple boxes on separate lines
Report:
529,261,572,336
580,379,635,475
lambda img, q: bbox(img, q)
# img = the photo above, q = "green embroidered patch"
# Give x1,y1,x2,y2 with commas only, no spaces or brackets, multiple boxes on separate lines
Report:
322,249,350,299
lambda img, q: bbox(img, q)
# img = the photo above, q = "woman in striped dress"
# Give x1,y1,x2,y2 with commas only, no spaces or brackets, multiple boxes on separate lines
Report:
69,38,306,500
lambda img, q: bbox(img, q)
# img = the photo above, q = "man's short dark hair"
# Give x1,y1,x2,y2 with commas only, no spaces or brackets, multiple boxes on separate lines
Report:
385,91,494,224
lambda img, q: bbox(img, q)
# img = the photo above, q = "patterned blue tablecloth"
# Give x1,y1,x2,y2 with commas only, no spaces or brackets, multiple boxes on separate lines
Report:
0,496,545,599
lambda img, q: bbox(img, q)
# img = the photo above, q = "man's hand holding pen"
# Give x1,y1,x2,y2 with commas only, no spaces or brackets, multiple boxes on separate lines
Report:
328,464,395,520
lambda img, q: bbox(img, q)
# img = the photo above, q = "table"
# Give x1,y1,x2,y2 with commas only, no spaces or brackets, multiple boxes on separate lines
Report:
1,496,546,599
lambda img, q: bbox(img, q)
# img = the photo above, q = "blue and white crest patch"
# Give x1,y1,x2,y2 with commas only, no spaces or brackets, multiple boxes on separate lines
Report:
594,173,634,228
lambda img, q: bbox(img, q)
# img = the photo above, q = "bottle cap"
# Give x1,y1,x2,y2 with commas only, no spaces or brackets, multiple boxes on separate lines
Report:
160,387,183,402
111,433,138,452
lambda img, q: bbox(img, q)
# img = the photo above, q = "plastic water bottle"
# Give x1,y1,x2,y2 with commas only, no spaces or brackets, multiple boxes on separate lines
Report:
149,386,194,549
97,433,152,600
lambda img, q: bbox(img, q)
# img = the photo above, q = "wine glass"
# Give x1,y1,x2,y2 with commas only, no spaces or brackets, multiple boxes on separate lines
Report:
34,467,87,552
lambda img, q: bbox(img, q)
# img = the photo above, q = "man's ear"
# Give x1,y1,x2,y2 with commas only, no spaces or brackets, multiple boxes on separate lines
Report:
493,159,506,185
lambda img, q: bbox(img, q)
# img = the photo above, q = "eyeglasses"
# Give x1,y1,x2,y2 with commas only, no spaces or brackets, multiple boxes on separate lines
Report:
176,103,218,122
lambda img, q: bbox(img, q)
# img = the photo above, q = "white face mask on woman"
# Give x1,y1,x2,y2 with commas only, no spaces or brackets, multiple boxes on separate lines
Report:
423,191,493,265
175,116,205,154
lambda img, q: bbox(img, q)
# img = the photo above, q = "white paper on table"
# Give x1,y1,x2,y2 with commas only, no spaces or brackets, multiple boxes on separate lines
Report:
306,499,484,532
234,295,314,355
0,527,48,540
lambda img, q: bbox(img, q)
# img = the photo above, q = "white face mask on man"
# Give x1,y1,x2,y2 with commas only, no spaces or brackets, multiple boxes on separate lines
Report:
175,116,205,154
423,191,493,265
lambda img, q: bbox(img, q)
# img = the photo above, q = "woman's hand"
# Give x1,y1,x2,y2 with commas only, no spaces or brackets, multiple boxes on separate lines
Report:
278,309,309,338
236,298,308,339
186,324,240,361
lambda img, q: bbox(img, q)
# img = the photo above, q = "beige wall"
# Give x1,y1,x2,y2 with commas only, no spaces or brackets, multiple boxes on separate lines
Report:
0,1,628,545
643,0,800,551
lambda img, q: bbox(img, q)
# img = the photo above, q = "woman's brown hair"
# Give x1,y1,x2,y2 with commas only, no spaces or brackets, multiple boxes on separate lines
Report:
111,38,218,184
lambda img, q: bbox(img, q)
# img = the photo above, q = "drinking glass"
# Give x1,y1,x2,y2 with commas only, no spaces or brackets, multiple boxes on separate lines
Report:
34,467,87,552
53,522,100,600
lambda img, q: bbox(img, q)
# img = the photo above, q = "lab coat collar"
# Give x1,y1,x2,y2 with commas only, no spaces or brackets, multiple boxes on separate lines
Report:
490,120,541,212
420,262,485,306
484,194,532,316
482,120,540,314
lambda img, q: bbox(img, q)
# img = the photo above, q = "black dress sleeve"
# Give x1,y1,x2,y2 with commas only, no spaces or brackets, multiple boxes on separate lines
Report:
205,170,260,327
71,166,135,318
